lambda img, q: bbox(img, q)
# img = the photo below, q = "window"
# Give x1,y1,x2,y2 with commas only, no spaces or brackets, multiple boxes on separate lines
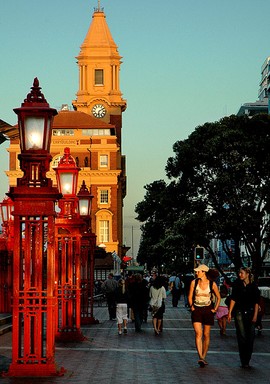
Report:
52,129,74,136
100,190,109,204
95,69,104,85
82,129,111,136
100,154,108,167
99,220,109,243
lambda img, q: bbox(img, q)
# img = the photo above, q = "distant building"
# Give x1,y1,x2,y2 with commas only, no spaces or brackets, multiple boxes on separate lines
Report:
237,56,270,116
258,57,270,102
236,99,268,117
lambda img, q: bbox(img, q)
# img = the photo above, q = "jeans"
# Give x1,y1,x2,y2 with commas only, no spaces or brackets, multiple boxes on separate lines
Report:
172,289,180,307
234,309,255,366
133,306,143,331
106,293,116,320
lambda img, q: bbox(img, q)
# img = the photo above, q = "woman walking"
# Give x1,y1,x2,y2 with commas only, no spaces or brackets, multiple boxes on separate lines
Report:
188,264,220,367
115,279,128,335
227,267,260,368
149,276,166,335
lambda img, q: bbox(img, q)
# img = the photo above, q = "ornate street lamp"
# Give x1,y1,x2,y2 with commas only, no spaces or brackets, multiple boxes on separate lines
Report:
15,78,55,153
54,147,80,218
0,197,14,226
0,197,14,313
77,181,98,324
14,77,57,188
77,180,93,217
54,149,86,341
7,78,63,377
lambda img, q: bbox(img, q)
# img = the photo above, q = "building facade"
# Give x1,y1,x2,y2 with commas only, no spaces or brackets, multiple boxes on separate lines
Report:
4,5,127,266
237,56,270,116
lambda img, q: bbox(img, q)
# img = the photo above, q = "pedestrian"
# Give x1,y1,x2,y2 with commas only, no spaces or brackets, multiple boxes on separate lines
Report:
115,279,128,335
216,284,229,336
142,276,150,323
169,271,181,307
227,267,260,368
255,296,265,335
182,273,194,308
128,273,149,332
188,264,220,368
149,275,167,335
125,271,135,320
101,273,118,320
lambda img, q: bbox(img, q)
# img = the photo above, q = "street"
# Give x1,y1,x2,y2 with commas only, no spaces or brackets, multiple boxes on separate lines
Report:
0,296,269,384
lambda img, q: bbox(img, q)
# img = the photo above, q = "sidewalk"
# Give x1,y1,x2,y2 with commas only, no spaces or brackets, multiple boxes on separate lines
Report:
0,297,269,384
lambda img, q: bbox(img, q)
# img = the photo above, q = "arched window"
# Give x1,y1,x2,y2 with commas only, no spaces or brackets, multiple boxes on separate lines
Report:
95,210,113,244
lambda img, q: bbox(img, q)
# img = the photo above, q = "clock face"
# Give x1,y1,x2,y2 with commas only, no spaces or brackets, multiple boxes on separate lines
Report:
92,104,106,118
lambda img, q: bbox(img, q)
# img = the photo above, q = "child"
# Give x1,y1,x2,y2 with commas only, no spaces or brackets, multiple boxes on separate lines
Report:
216,284,229,336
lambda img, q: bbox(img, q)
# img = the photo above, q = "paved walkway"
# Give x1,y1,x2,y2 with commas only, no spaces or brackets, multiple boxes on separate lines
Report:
0,297,269,383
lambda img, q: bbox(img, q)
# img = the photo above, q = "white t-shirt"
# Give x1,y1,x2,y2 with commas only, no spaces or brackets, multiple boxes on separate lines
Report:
149,286,166,307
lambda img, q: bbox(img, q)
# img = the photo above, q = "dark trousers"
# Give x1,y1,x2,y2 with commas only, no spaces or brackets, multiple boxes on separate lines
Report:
234,310,255,366
133,306,143,331
106,293,116,320
172,289,180,307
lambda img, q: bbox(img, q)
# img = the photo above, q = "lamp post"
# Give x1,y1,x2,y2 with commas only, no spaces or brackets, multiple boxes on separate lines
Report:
7,78,63,377
0,197,14,313
0,197,14,250
78,181,98,325
54,148,86,341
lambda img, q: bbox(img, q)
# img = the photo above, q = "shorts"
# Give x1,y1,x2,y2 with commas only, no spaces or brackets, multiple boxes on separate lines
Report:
191,305,214,326
116,303,128,324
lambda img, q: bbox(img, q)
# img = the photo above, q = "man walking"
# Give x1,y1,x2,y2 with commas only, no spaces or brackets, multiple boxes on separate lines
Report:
102,273,118,320
169,272,181,307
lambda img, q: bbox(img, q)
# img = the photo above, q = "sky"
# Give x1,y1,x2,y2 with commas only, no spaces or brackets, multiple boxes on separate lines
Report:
1,0,270,257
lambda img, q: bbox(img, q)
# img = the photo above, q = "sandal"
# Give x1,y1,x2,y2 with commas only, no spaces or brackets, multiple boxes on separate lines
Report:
198,359,205,368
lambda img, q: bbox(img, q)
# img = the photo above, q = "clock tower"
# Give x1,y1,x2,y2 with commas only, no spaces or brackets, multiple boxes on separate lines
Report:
2,2,128,278
72,3,127,145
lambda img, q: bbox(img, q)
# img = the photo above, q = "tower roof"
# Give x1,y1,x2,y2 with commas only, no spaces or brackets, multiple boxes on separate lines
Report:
79,7,120,58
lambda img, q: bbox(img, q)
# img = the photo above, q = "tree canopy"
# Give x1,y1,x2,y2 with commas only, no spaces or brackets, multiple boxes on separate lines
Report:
135,114,270,277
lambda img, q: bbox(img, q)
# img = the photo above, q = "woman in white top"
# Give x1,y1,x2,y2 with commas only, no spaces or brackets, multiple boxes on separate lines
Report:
149,276,167,335
188,264,220,367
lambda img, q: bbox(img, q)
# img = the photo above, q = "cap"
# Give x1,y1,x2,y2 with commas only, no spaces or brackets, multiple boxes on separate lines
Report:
194,264,209,272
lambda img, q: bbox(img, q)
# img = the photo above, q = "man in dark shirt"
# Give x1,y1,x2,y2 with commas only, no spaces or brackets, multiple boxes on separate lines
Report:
228,267,260,368
102,273,118,320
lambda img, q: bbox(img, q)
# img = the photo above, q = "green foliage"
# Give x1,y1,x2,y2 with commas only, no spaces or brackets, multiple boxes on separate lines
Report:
135,114,270,276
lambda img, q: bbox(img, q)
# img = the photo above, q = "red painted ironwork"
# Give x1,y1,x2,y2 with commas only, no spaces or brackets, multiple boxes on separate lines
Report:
54,224,85,342
6,79,63,377
77,181,98,324
80,232,98,325
0,197,14,313
54,148,86,342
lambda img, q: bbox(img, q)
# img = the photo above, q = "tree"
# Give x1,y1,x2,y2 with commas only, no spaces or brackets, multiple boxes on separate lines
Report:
135,180,168,271
166,114,270,277
136,114,270,277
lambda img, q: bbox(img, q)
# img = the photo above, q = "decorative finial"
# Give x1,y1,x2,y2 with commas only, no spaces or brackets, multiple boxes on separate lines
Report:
78,180,90,195
24,77,47,103
94,0,103,12
59,147,76,166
